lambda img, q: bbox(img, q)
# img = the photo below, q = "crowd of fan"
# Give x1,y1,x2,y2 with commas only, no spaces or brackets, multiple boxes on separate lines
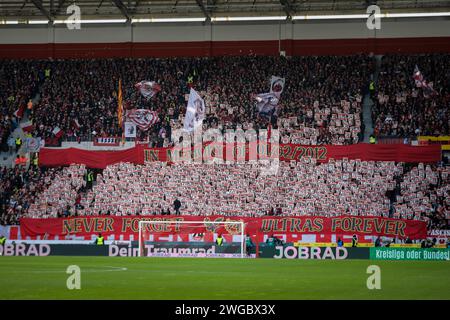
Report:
0,165,60,225
3,54,450,153
394,163,449,230
3,159,444,231
372,54,450,137
0,60,41,152
26,55,372,146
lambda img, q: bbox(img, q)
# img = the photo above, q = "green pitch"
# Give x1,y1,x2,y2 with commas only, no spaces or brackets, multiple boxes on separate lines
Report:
0,256,449,299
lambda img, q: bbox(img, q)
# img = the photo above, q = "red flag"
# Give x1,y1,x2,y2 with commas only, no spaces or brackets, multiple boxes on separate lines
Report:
14,105,26,119
52,127,64,138
20,120,34,132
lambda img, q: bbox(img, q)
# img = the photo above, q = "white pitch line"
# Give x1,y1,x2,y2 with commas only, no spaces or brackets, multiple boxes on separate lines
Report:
28,266,128,273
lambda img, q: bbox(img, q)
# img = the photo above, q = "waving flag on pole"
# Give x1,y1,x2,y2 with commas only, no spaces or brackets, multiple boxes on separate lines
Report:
183,88,205,132
270,76,285,95
72,119,80,130
20,120,34,133
255,92,280,121
135,81,161,100
412,65,436,98
413,65,425,88
52,126,64,138
14,105,26,119
127,109,159,131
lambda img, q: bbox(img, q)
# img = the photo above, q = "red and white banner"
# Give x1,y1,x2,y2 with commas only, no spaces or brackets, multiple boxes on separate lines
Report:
135,80,161,100
38,143,442,169
19,215,428,241
52,127,64,138
127,109,159,131
20,121,34,132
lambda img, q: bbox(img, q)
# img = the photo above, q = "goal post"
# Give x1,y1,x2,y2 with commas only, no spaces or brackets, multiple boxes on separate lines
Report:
138,220,246,258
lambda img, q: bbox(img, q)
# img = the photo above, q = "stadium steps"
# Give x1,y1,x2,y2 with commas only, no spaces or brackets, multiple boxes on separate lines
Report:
0,91,41,168
362,55,382,143
362,95,374,142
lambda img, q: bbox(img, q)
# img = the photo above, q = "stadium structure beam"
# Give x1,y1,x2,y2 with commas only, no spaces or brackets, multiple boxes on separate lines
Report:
134,0,142,12
195,0,211,22
280,0,296,19
30,0,53,21
56,0,66,13
112,0,132,21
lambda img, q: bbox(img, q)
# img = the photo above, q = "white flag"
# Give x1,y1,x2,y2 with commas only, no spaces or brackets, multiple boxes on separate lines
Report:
255,92,280,120
124,122,136,138
270,76,285,95
183,88,206,132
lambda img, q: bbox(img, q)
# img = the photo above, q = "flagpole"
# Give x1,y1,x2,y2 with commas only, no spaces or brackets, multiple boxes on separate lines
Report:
118,78,125,146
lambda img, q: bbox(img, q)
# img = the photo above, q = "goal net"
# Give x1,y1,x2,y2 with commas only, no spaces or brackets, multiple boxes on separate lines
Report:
138,220,246,258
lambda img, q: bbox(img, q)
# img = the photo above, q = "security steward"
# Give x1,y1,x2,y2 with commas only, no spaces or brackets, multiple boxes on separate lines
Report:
95,233,104,245
187,74,194,88
15,137,22,152
86,170,94,189
352,234,358,247
369,134,376,144
32,153,39,168
369,80,375,98
215,234,224,246
0,234,6,246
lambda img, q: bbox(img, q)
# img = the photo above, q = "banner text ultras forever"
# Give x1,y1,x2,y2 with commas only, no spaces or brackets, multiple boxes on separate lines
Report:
19,215,427,239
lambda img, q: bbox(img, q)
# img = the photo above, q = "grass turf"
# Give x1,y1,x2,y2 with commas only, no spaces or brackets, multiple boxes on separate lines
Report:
0,256,448,299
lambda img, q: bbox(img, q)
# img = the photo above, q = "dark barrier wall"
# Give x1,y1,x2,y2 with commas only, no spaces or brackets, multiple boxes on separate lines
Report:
0,243,369,259
1,244,449,260
0,244,109,256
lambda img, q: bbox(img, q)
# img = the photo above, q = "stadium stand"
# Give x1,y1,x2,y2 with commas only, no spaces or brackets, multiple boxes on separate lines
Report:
0,54,449,231
0,60,41,152
27,55,373,146
2,160,444,231
372,54,450,138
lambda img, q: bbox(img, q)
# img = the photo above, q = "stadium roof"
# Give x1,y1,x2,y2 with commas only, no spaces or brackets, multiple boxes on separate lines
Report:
0,0,449,22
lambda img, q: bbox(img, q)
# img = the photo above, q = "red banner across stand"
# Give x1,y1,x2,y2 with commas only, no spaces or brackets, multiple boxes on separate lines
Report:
39,143,441,169
20,215,428,240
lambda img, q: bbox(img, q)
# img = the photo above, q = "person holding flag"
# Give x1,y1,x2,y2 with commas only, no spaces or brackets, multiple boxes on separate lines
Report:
413,65,436,98
254,76,285,123
183,88,206,132
135,80,161,100
254,92,280,122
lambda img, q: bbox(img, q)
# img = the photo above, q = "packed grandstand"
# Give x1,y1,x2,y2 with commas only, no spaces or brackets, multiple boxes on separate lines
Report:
0,53,449,245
